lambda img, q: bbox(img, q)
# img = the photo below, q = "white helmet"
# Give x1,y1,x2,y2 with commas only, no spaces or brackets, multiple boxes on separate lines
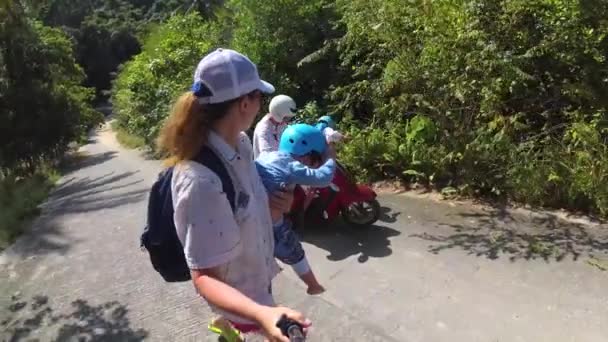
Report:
269,95,297,121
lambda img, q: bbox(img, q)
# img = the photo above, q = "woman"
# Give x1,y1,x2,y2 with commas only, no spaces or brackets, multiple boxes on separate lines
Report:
157,48,309,341
252,94,297,158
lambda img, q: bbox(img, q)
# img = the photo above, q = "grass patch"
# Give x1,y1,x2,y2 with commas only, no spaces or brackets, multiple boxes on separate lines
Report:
111,121,146,149
587,257,608,271
0,168,60,250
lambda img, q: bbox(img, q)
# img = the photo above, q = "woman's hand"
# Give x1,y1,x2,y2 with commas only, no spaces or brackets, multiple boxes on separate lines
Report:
269,189,294,214
255,306,311,342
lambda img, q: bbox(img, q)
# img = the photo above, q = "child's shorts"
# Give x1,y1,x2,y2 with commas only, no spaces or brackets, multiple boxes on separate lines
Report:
273,218,305,265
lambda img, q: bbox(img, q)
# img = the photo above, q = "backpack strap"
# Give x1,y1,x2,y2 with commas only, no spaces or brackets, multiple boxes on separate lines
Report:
193,146,236,212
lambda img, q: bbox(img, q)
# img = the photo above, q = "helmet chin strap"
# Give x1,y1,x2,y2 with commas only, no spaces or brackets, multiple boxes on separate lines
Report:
270,114,294,125
269,115,283,125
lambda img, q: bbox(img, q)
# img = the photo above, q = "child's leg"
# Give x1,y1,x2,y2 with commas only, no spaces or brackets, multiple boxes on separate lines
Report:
273,218,325,294
292,256,325,295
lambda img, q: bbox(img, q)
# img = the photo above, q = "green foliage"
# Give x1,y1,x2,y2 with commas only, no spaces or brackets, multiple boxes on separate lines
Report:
507,119,608,215
113,0,341,144
332,0,608,216
226,0,343,106
0,169,59,250
0,2,103,175
40,0,141,95
39,0,225,95
111,121,146,149
111,0,608,216
112,13,220,144
339,116,442,183
74,2,143,95
294,101,324,125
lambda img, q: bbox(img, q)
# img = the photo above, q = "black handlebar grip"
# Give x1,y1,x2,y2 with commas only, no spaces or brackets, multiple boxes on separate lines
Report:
276,315,305,342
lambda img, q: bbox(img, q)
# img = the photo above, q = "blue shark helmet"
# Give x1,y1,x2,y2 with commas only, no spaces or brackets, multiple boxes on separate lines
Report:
279,124,327,156
316,115,336,130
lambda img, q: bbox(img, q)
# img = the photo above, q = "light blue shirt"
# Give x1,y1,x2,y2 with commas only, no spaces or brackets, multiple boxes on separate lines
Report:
255,151,336,193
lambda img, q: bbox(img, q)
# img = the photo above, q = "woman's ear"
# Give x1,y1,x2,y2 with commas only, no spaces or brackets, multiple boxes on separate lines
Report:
238,96,249,112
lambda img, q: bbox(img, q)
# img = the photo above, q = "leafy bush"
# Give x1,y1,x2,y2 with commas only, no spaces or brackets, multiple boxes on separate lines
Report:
332,0,608,215
334,0,608,124
111,0,608,216
294,101,324,125
507,120,608,215
0,169,59,250
226,0,343,106
339,116,443,183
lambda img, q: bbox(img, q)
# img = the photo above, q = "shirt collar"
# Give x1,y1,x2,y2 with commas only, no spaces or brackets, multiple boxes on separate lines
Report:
208,130,240,163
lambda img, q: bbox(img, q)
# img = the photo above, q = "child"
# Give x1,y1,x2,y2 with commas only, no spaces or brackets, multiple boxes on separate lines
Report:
252,94,297,158
255,123,336,295
315,115,345,145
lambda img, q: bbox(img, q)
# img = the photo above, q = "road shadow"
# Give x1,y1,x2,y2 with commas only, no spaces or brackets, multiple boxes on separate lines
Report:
410,206,608,262
43,171,147,215
2,294,148,342
95,104,113,117
378,206,401,224
2,158,147,256
60,151,118,174
2,219,78,258
300,220,401,263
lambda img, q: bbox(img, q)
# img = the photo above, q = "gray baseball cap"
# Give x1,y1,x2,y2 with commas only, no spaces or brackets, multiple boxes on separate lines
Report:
192,48,275,104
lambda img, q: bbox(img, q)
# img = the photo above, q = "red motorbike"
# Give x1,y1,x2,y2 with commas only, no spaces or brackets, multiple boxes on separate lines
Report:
291,162,381,228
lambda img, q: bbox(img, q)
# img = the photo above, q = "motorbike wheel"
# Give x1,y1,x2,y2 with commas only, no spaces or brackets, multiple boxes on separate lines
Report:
342,199,381,227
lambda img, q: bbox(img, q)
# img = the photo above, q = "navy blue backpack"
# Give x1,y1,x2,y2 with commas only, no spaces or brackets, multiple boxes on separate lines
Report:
140,146,235,282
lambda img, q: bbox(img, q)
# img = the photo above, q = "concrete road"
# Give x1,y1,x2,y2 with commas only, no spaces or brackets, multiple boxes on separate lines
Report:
1,123,607,342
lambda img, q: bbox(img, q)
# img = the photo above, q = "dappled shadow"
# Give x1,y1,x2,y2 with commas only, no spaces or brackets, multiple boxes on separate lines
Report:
300,220,401,263
378,206,401,223
2,164,146,257
411,206,608,262
1,154,148,256
0,206,81,257
2,294,148,342
51,172,141,200
43,171,147,215
3,219,79,258
60,151,118,173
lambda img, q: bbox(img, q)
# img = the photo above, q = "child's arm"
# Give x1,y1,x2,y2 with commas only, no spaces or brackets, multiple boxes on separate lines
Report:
288,158,336,187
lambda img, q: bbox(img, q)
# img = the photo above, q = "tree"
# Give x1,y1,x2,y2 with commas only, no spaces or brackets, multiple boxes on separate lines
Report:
226,0,343,106
0,0,102,174
112,13,221,144
38,0,226,96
